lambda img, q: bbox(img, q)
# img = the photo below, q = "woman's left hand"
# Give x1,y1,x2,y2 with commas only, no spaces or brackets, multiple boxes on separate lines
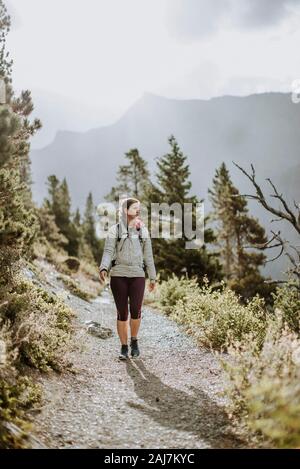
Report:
148,280,156,292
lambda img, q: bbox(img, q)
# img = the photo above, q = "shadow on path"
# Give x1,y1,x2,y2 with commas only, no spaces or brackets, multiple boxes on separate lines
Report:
125,358,246,448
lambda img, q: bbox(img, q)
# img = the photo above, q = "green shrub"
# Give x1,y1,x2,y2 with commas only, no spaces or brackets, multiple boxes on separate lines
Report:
220,313,300,448
0,272,74,447
2,277,75,372
157,272,300,447
0,325,42,449
158,273,199,315
168,276,267,350
271,281,300,334
0,378,29,449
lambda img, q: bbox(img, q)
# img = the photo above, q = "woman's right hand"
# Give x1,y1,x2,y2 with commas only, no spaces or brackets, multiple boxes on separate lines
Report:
99,269,107,284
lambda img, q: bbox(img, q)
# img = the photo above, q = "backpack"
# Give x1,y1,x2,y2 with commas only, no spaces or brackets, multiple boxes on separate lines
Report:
111,222,146,271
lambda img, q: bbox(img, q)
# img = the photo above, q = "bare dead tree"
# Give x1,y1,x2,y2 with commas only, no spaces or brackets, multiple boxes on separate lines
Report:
232,161,300,290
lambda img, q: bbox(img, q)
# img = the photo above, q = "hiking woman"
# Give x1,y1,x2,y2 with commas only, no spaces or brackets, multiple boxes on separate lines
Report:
99,197,156,360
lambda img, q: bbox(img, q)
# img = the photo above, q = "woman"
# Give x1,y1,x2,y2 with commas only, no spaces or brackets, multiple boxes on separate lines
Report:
99,197,156,360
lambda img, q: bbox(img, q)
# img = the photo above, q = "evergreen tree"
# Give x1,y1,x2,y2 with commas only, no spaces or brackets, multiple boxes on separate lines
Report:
73,208,81,227
44,175,60,216
36,204,68,250
147,135,222,283
0,0,40,293
208,163,236,279
10,90,42,208
58,178,72,237
105,148,151,203
71,206,95,263
155,135,194,205
0,2,40,446
208,162,274,301
82,192,102,263
44,176,80,257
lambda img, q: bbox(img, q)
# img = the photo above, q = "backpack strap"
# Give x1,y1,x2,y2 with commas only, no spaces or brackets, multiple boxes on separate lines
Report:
111,223,120,267
138,227,146,271
117,222,121,242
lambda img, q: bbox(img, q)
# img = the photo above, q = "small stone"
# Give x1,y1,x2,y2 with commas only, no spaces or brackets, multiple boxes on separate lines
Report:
62,257,80,272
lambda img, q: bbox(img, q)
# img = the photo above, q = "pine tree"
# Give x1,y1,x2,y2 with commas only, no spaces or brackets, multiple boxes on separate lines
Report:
147,135,222,283
10,90,42,208
44,175,60,214
208,163,236,279
155,135,194,204
58,178,72,236
0,1,58,448
105,148,151,203
82,192,102,263
208,162,273,301
44,176,80,257
0,0,40,291
70,207,94,263
36,204,68,250
73,208,81,227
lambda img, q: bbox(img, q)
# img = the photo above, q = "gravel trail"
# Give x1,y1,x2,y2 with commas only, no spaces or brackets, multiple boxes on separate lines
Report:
27,259,247,449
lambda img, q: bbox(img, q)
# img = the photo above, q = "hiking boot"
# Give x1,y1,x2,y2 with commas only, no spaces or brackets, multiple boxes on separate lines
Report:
119,344,129,360
130,337,140,358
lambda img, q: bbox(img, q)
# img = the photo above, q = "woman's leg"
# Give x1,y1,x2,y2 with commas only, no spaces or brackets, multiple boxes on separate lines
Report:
110,277,130,345
128,277,146,338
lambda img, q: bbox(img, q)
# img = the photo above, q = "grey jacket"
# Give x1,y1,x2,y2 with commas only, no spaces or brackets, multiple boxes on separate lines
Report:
99,218,157,281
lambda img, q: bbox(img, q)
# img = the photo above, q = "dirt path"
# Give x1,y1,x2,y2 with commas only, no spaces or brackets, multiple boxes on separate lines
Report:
27,259,246,449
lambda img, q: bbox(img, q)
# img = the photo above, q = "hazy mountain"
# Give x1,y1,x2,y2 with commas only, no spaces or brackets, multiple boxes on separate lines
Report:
30,91,300,280
27,88,117,149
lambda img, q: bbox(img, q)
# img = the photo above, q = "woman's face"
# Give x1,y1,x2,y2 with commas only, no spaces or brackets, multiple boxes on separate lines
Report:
126,202,140,217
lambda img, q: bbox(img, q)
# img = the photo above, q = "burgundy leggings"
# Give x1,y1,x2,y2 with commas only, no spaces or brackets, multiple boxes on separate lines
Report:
110,276,146,321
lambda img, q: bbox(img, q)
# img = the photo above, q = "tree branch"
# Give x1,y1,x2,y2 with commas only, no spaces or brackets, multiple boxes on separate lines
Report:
232,161,300,235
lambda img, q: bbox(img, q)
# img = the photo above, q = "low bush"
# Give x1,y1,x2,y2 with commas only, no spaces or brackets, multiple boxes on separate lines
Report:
271,281,300,334
157,273,300,447
2,277,75,372
220,312,300,448
167,276,267,350
157,273,199,315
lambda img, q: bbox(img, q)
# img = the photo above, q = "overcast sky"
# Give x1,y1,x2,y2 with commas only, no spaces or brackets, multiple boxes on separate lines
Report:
5,0,300,129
